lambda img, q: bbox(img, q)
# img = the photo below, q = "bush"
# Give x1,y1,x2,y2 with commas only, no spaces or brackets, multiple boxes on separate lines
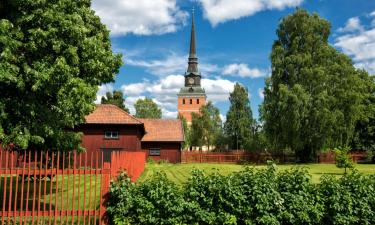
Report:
107,166,375,225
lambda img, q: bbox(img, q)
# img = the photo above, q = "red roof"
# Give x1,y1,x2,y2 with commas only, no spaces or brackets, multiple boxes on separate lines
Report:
85,104,143,125
140,119,184,142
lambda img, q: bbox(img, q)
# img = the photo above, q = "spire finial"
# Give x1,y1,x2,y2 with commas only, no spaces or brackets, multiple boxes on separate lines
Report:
187,6,199,74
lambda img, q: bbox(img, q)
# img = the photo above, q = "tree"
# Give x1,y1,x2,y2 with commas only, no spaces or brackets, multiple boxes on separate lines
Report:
0,0,122,151
190,102,222,151
260,9,372,162
178,114,190,150
224,83,256,151
334,147,354,174
190,113,204,149
134,97,162,119
101,90,129,113
351,71,375,152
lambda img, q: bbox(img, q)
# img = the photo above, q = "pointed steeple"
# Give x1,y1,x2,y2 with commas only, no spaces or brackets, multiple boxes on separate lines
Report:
187,8,199,75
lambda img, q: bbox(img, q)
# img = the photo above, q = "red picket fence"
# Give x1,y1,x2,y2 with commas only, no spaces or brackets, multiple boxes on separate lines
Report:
0,150,146,225
110,151,145,181
318,151,368,163
182,151,297,164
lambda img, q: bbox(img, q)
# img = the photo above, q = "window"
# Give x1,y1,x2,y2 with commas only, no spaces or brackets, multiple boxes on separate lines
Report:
149,148,161,156
190,99,193,104
104,131,119,139
197,99,199,104
183,99,185,104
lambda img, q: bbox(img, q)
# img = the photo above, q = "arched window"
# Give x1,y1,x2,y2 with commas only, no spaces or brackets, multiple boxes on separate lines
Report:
190,99,193,104
183,99,185,104
197,99,199,104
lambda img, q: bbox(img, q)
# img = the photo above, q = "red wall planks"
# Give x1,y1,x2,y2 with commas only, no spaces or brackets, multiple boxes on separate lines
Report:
79,124,143,153
141,142,182,163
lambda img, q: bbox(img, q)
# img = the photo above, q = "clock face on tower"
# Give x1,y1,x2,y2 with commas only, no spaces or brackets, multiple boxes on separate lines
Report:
188,78,195,85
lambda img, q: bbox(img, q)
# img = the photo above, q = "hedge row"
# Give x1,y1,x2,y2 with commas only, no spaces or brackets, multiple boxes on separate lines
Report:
106,165,375,225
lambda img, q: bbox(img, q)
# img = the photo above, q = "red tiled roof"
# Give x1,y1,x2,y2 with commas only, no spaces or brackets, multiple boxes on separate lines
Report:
140,119,184,142
85,104,143,125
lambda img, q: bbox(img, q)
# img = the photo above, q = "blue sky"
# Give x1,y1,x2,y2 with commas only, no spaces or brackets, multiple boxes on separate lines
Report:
91,0,375,120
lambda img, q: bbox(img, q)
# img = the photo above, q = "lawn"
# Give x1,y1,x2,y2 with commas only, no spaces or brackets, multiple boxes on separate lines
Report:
139,162,375,184
0,174,101,210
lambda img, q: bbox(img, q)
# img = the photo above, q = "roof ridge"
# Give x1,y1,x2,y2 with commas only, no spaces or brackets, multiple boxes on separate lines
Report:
105,104,145,124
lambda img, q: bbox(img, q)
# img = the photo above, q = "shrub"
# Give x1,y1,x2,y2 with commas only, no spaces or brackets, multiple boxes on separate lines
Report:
107,166,375,225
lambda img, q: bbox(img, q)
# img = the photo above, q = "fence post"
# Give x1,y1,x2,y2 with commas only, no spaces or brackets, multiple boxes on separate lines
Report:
100,153,111,225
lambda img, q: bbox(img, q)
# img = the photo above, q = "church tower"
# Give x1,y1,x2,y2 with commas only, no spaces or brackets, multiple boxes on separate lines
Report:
177,10,206,123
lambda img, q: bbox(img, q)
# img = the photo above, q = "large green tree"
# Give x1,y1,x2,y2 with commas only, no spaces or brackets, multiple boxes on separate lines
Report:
190,102,222,151
0,0,122,151
351,71,375,152
134,97,162,119
101,90,129,113
260,9,372,162
224,83,256,151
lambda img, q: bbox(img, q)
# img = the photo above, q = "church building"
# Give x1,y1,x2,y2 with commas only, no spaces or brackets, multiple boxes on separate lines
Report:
177,12,206,123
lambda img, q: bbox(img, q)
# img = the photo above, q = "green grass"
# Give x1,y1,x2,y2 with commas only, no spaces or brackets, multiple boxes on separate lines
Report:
0,175,101,210
139,163,375,184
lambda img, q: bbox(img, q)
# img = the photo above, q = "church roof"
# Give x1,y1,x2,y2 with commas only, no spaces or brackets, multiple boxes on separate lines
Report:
140,119,184,142
177,87,206,96
85,104,143,125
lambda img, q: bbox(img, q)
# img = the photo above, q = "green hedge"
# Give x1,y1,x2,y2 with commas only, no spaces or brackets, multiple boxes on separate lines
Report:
106,165,375,225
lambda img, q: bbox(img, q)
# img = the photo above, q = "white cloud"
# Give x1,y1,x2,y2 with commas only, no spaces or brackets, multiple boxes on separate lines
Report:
370,10,375,27
95,84,114,103
337,17,364,33
92,0,188,36
202,78,236,102
198,0,303,26
219,114,226,123
258,88,265,100
335,16,375,74
121,75,235,118
126,53,219,76
222,63,267,78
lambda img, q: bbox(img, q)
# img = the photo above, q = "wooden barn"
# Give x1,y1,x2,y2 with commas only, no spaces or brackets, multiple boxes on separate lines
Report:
140,119,184,163
78,104,184,163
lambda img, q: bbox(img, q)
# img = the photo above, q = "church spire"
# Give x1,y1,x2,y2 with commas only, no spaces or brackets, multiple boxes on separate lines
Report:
187,8,199,75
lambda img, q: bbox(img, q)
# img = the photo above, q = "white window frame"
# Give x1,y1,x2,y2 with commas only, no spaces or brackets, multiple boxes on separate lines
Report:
104,131,119,139
149,148,161,156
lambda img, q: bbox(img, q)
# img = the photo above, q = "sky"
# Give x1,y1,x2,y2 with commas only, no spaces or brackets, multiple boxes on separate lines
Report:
91,0,375,120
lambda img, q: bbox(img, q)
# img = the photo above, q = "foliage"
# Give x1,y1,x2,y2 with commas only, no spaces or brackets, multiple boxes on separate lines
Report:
101,91,129,113
134,97,162,119
0,0,122,151
189,101,222,150
224,83,256,151
107,172,188,225
334,147,354,174
178,114,190,149
260,9,373,162
190,112,204,149
108,165,375,225
351,72,375,152
319,172,375,225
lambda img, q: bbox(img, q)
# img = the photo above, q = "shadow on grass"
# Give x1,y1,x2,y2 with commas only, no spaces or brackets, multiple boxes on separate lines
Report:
0,175,57,211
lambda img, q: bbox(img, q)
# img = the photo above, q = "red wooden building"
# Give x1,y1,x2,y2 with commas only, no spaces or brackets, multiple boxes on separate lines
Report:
78,104,184,163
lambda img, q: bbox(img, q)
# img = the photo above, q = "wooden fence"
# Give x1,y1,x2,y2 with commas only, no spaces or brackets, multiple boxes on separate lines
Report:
0,150,146,224
183,151,369,164
181,151,296,164
318,151,368,163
